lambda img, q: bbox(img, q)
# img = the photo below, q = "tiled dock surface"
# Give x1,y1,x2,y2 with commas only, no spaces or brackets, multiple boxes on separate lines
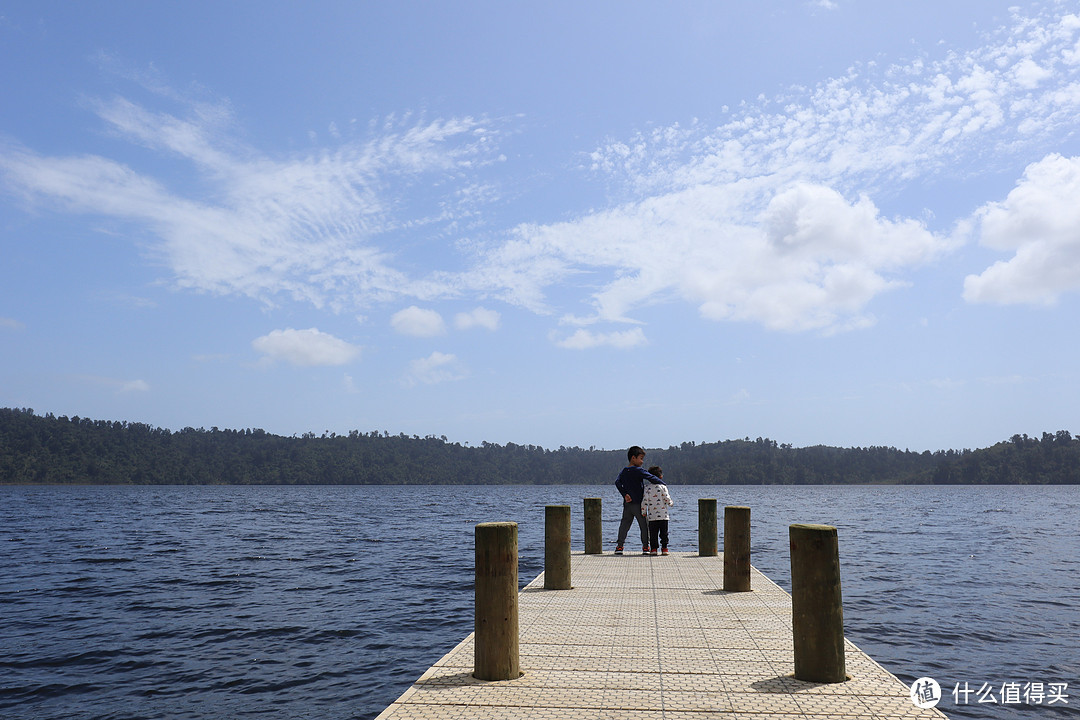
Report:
375,552,947,719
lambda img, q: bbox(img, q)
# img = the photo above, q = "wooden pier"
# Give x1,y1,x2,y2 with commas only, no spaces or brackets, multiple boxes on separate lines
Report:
375,552,947,719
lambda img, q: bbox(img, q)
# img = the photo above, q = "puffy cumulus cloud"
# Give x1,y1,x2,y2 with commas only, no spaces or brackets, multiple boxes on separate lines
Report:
4,6,1080,340
252,328,361,366
742,184,946,331
454,306,501,331
466,5,1079,333
407,351,466,386
391,306,447,337
1012,57,1052,90
552,327,647,350
964,154,1080,305
483,182,947,333
762,184,942,268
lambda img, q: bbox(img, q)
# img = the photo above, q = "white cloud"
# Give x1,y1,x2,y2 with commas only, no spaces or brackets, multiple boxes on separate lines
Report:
3,6,1080,338
391,306,446,337
0,317,24,330
73,374,151,393
407,351,466,385
0,95,501,310
454,306,500,331
343,373,360,394
252,327,361,366
964,154,1080,305
1013,58,1052,89
591,8,1080,196
482,182,946,333
458,7,1080,332
553,327,648,350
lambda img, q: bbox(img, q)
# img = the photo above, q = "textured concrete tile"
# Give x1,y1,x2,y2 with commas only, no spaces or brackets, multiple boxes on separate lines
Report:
727,691,806,714
377,552,945,720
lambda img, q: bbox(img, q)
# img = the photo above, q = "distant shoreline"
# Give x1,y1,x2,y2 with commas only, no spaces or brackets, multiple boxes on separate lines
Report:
3,408,1079,485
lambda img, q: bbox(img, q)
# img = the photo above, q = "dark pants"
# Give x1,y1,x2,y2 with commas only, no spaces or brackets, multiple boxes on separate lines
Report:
616,500,649,547
648,520,669,551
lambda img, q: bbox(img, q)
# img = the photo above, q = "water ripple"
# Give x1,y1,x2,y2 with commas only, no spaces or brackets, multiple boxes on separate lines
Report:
0,484,1076,720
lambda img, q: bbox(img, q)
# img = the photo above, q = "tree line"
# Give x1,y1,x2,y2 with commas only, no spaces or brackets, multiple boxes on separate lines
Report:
1,407,1077,485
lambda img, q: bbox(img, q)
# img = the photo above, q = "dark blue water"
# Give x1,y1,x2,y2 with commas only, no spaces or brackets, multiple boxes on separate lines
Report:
1,485,1076,719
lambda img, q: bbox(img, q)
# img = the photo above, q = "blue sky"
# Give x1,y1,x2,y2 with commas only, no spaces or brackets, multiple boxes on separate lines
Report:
3,1,1080,452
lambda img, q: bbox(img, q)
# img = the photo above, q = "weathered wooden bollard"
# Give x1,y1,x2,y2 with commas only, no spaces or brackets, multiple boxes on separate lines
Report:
544,505,572,590
583,497,602,555
698,498,718,556
790,523,846,683
723,505,751,592
474,522,520,681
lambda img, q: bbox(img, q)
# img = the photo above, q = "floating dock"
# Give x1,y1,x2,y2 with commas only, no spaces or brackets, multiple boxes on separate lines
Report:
375,552,947,719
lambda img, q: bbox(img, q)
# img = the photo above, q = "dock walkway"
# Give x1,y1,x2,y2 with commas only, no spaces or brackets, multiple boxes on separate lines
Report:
375,552,946,719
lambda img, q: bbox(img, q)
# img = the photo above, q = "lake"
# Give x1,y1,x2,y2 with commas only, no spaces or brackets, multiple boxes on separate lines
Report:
1,484,1076,719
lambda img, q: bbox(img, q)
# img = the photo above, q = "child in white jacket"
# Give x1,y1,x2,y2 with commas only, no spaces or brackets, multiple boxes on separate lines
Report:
642,466,674,555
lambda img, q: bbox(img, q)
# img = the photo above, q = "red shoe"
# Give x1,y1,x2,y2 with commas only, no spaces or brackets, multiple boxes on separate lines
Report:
642,546,650,555
661,547,669,556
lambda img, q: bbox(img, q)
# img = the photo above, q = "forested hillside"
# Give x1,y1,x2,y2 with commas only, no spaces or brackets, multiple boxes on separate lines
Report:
1,408,1077,485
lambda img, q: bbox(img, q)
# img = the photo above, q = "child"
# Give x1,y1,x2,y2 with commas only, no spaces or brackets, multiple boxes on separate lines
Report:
614,446,663,555
642,465,674,555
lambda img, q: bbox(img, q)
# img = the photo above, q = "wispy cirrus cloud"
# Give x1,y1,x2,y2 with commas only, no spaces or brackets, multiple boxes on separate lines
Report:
468,6,1080,332
0,91,502,311
3,5,1079,340
587,9,1080,197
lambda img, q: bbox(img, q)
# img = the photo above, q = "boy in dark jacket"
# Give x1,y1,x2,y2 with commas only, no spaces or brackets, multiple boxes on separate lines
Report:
614,446,663,555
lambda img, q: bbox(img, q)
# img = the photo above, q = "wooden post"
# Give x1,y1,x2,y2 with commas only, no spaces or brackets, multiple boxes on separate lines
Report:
474,522,520,681
544,505,572,590
698,498,718,557
583,497,602,555
723,506,751,592
790,523,846,683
